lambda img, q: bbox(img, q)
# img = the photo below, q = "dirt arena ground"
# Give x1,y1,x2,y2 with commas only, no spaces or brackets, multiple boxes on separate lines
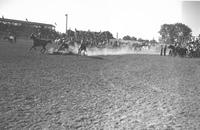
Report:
0,40,200,130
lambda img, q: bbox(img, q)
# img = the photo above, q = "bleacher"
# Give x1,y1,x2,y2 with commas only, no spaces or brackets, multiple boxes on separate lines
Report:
0,18,58,40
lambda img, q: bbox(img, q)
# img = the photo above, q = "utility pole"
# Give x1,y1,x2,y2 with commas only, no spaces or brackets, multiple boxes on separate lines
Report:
65,14,68,35
116,32,119,45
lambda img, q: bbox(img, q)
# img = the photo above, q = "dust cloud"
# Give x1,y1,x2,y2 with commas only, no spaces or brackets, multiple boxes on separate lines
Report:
87,46,160,56
48,43,161,56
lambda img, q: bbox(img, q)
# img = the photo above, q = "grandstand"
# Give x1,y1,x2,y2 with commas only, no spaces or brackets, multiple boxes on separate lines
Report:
0,18,58,40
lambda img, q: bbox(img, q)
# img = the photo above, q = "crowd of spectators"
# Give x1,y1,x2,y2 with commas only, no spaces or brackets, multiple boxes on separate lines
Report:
186,36,200,56
65,29,114,47
0,18,116,48
0,20,113,48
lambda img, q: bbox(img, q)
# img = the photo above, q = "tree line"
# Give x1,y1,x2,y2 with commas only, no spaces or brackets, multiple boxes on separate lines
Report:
122,22,199,46
122,35,157,45
158,23,193,46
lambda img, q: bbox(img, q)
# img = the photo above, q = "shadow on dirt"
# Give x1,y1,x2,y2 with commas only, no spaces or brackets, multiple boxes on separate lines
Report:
47,52,78,56
87,56,104,60
47,52,104,60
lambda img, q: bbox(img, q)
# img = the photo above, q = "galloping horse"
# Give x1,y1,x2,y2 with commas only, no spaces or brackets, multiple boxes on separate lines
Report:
78,42,87,55
57,41,69,51
30,33,52,53
132,44,143,51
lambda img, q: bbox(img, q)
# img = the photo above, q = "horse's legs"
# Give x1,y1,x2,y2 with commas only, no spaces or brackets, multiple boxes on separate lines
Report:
40,48,45,53
169,50,171,56
84,48,87,55
29,46,34,51
78,48,81,55
40,48,44,53
41,46,46,53
43,48,46,53
58,45,63,51
29,45,37,51
78,49,80,55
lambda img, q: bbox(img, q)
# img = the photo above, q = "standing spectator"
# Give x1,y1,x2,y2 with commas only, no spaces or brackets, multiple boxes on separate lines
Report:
164,44,167,56
160,44,164,56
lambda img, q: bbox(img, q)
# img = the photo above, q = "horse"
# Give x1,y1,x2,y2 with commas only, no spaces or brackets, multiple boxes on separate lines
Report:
29,33,52,53
176,46,188,57
78,42,87,55
3,35,16,43
132,44,143,51
57,41,69,52
168,44,187,57
168,45,176,56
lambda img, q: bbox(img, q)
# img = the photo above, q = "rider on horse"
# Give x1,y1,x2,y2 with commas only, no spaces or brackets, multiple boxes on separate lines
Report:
29,33,52,53
57,37,70,51
78,39,87,55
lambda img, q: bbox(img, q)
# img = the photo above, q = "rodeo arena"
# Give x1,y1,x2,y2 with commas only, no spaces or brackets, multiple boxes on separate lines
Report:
0,17,161,56
1,17,200,57
1,16,200,130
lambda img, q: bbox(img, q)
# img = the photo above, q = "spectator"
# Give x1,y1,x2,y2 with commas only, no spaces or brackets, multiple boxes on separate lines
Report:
164,44,167,56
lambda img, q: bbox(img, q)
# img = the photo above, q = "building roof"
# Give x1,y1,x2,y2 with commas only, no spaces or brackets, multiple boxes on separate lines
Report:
0,18,55,27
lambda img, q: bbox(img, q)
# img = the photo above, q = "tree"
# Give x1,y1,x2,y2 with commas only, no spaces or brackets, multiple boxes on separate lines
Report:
150,39,158,46
131,36,137,41
158,24,175,44
137,38,144,42
159,23,192,46
104,31,114,40
123,35,137,41
150,39,157,43
174,23,192,45
123,35,132,40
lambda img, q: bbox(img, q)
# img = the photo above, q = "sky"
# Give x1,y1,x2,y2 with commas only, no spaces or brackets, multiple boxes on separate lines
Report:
182,1,200,37
0,0,199,40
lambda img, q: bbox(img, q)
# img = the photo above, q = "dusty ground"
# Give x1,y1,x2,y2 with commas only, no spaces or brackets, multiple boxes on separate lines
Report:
0,41,200,130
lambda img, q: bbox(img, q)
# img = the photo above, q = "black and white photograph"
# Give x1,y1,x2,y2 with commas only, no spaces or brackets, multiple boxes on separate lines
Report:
0,0,200,129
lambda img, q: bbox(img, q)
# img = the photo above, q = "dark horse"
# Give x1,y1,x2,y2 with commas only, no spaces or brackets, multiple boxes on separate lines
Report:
30,33,52,53
78,42,87,55
168,45,176,56
176,46,187,57
132,44,142,51
168,44,187,57
57,41,69,51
